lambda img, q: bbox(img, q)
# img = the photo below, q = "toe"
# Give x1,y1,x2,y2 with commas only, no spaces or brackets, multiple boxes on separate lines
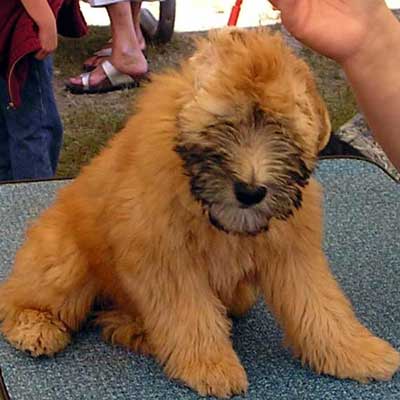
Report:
69,76,82,86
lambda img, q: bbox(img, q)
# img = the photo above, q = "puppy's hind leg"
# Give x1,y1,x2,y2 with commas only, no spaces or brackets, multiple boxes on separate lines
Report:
0,215,98,357
95,309,151,354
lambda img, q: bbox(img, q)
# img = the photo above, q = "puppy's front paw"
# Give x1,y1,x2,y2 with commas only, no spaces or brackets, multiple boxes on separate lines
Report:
179,352,248,398
1,309,70,356
313,334,400,382
336,336,400,382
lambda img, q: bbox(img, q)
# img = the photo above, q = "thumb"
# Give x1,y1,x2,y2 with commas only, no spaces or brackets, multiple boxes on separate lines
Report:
269,0,297,11
35,49,48,60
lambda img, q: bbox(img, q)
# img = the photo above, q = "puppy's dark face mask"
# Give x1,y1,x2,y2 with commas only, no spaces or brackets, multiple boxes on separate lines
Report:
175,107,315,236
173,29,331,235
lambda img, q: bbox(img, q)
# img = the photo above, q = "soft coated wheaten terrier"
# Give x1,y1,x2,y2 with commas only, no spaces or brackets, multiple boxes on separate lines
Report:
0,28,399,398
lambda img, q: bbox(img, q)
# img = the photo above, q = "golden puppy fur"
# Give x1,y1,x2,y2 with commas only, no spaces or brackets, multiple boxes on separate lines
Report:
0,28,399,397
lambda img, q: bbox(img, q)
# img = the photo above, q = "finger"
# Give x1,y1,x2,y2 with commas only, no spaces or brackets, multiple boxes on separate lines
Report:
269,0,296,11
34,49,49,60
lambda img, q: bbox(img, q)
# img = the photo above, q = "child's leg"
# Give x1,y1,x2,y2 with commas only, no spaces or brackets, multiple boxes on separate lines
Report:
0,112,11,181
5,56,63,180
41,56,63,175
0,80,12,181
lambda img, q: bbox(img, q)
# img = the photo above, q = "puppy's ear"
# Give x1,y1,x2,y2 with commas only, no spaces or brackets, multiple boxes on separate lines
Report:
306,74,332,151
189,27,244,92
314,93,332,151
189,36,218,91
178,37,227,135
186,33,232,118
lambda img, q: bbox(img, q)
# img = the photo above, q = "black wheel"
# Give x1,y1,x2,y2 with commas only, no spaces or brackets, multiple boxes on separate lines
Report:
140,0,176,44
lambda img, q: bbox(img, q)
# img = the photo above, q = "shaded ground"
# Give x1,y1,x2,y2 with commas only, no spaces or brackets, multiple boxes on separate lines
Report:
54,25,358,177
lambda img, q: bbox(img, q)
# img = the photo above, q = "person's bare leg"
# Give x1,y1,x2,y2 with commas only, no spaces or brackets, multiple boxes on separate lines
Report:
70,1,147,87
132,1,145,51
108,1,147,74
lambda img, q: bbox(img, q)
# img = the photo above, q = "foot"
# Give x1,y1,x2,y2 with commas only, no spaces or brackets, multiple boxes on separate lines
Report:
331,335,400,382
83,37,146,72
168,349,248,398
302,331,400,382
1,309,71,357
72,50,147,88
184,356,248,398
96,310,151,354
136,26,146,53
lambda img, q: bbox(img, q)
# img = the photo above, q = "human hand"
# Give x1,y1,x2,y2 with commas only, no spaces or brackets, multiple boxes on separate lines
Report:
269,0,390,64
35,14,58,60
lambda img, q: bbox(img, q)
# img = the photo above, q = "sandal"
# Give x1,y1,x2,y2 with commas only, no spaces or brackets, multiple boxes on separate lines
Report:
83,40,147,72
83,47,112,72
65,60,149,95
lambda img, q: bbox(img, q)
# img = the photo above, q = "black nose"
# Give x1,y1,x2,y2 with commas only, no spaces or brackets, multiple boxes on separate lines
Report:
233,181,267,206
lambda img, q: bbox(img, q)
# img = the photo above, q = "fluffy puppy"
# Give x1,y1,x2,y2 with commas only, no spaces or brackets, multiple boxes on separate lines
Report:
0,28,399,398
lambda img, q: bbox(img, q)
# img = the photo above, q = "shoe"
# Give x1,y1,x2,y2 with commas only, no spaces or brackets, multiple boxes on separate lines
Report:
66,60,149,95
83,40,147,72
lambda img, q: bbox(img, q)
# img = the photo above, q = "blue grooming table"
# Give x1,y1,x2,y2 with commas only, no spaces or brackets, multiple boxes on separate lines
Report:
0,159,399,400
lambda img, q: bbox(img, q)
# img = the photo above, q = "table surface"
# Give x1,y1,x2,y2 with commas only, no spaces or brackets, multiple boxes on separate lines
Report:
0,159,399,400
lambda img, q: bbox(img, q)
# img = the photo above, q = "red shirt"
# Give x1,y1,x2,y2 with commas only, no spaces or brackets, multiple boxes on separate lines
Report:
0,0,87,108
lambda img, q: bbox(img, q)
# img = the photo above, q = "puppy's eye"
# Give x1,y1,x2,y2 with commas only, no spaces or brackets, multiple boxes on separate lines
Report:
207,153,224,164
253,106,267,127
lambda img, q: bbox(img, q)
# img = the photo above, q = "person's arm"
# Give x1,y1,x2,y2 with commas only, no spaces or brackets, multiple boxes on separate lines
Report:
342,11,400,170
20,0,58,60
270,0,400,170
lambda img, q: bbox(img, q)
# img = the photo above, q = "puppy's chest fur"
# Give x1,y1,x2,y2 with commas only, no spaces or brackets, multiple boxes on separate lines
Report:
186,227,268,297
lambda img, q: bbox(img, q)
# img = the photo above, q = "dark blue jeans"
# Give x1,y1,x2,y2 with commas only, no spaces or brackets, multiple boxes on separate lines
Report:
0,56,63,181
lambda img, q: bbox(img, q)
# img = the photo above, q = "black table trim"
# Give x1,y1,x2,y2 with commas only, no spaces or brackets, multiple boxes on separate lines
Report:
0,367,10,400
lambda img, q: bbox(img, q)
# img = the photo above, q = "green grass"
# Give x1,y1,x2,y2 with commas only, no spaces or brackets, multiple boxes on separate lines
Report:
54,27,357,178
55,26,111,78
300,47,357,131
57,109,126,177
